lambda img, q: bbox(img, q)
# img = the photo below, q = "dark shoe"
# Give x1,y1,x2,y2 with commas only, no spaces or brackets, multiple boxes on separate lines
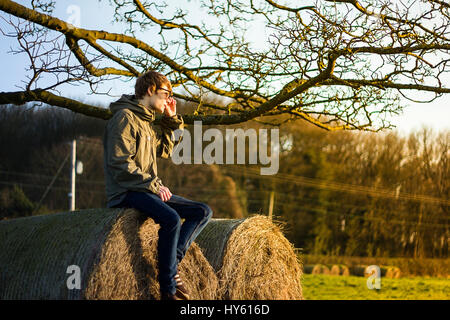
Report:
174,273,190,300
160,292,182,300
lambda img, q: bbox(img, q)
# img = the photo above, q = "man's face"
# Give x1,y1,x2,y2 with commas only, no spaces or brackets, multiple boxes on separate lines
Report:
148,84,172,114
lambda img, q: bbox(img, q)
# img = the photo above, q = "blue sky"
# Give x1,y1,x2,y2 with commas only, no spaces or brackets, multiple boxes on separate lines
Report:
0,0,448,135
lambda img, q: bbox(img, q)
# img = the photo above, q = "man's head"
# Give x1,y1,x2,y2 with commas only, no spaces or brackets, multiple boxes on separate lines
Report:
135,70,173,113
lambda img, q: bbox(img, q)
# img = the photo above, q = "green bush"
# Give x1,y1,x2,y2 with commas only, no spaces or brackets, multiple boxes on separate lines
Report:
0,185,35,219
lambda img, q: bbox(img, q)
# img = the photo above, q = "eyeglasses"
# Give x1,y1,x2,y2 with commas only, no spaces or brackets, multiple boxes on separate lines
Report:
156,87,173,100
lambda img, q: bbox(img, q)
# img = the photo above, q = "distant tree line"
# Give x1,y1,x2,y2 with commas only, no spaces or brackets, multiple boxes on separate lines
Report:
0,104,105,215
0,103,448,258
268,122,449,259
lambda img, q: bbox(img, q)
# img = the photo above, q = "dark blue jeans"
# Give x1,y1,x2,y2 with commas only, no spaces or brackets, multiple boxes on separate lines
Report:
118,191,213,295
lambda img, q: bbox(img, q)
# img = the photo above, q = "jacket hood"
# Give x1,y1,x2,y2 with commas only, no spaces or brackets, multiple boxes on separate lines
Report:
109,94,155,122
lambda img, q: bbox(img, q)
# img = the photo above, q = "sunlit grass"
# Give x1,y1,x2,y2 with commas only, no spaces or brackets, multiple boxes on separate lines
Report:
301,274,450,300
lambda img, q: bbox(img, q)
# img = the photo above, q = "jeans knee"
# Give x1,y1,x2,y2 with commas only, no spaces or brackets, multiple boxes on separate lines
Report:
161,210,181,231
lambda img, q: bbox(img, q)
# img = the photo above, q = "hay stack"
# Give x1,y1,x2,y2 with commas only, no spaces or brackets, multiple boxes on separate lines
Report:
350,265,368,277
136,215,218,299
311,264,330,275
330,264,350,276
0,208,217,299
195,215,303,300
352,265,401,279
384,266,401,279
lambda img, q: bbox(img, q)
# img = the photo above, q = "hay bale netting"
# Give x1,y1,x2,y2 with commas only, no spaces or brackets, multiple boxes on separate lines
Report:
330,264,350,276
0,208,218,299
350,265,368,277
195,215,303,300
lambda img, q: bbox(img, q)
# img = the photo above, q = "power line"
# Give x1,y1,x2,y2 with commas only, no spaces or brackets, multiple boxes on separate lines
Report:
0,170,57,179
0,181,105,194
0,170,105,185
1,177,446,229
54,137,450,205
270,189,450,221
176,186,449,227
176,184,450,219
221,165,450,206
33,153,70,215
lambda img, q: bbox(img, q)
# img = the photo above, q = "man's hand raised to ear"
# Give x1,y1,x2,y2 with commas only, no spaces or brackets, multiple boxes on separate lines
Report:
164,96,176,117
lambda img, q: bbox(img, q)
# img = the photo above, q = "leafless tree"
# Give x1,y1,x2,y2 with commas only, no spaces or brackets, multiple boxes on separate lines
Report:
0,0,449,130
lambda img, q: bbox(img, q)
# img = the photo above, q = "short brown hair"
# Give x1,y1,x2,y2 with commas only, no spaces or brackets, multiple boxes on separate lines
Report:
134,70,172,99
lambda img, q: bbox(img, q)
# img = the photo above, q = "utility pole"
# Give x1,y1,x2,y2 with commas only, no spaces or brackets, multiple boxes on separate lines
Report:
268,190,275,220
69,139,76,211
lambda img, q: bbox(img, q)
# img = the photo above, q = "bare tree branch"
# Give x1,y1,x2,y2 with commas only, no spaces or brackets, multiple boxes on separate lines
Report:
0,0,449,130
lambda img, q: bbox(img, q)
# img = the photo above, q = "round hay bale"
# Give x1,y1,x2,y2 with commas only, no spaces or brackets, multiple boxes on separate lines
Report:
364,265,378,278
194,218,244,273
384,266,401,279
0,208,218,299
392,267,401,278
330,264,350,276
330,265,340,275
340,265,350,276
364,265,393,279
303,264,315,274
350,265,368,277
311,264,330,275
136,215,218,300
195,215,303,300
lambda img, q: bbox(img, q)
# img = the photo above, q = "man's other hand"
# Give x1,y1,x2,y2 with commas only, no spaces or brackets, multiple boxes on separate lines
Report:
158,186,172,202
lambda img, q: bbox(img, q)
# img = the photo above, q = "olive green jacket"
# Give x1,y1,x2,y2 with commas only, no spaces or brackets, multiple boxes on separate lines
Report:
103,94,184,208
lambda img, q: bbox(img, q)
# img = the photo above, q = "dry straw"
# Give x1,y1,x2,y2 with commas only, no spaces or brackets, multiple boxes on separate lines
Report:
136,211,218,299
195,215,303,300
0,208,218,299
330,264,350,276
383,266,401,279
311,264,330,275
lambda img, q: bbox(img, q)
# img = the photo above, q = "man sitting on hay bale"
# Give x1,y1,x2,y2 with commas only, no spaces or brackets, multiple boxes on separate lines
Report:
103,70,213,300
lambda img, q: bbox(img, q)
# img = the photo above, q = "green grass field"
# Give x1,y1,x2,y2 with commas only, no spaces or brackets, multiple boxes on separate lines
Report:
301,274,450,300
